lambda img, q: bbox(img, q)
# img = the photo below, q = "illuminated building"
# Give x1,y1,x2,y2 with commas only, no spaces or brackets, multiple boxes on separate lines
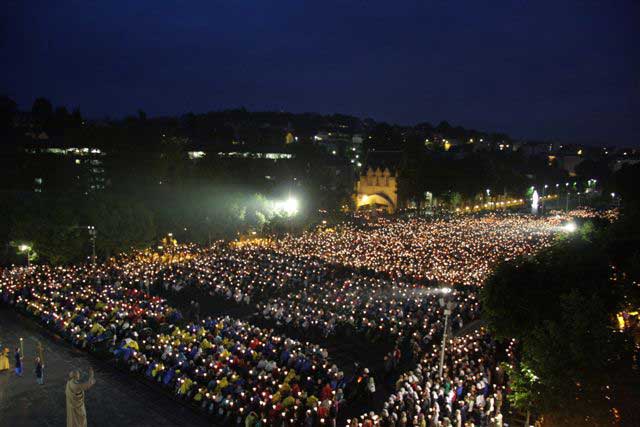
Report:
354,167,398,213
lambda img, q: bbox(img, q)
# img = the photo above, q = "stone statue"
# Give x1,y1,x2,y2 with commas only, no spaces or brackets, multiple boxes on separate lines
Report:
66,368,96,427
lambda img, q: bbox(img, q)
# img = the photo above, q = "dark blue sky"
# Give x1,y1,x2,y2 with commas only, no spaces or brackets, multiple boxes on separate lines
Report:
2,1,638,145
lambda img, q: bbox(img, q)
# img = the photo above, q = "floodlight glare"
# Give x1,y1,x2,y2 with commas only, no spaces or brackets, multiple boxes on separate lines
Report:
284,197,298,215
275,197,299,216
18,244,31,252
563,222,577,233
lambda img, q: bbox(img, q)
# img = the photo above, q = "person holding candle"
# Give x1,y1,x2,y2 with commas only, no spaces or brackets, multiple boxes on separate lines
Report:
14,346,23,376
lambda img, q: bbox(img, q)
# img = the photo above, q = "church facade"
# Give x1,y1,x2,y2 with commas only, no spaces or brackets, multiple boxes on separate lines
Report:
354,167,398,213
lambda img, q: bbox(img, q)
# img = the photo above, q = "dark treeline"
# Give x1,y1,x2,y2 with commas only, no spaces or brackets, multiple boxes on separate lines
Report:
0,97,359,265
481,163,640,426
0,95,613,265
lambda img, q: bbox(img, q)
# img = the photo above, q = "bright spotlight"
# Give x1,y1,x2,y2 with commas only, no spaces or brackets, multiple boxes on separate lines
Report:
563,222,577,233
283,197,298,215
18,244,31,252
275,197,299,216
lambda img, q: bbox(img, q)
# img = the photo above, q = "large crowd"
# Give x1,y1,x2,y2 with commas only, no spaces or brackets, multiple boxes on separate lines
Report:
143,248,480,342
102,213,570,343
1,210,617,426
0,265,351,426
351,329,514,427
257,214,563,286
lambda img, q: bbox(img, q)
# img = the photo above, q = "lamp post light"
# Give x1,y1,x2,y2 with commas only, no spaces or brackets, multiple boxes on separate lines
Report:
611,192,619,207
562,183,570,212
87,226,97,265
438,288,456,379
18,244,32,268
74,225,98,264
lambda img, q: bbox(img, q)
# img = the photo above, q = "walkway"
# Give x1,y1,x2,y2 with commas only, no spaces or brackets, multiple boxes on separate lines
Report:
0,308,209,427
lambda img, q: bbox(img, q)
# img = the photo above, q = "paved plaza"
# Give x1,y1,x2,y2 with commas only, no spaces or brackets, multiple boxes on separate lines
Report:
0,308,209,427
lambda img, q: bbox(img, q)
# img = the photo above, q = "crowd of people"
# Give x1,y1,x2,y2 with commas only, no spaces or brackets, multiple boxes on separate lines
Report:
548,208,619,222
144,247,481,343
351,329,512,427
258,214,564,286
100,213,571,344
2,210,616,426
0,265,351,426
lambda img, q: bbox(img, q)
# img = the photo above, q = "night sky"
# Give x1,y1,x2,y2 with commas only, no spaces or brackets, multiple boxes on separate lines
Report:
2,1,638,145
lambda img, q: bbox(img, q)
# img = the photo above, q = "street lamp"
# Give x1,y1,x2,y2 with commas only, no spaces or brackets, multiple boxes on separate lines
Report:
18,244,32,267
438,288,456,379
87,226,97,265
74,225,98,264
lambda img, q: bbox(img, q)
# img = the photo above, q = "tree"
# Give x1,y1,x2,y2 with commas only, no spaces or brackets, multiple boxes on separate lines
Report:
8,195,84,265
154,135,189,186
501,362,538,423
481,232,634,426
398,133,426,208
574,159,610,183
0,95,18,134
449,192,463,208
607,164,640,307
71,108,83,126
85,195,156,258
31,97,53,129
